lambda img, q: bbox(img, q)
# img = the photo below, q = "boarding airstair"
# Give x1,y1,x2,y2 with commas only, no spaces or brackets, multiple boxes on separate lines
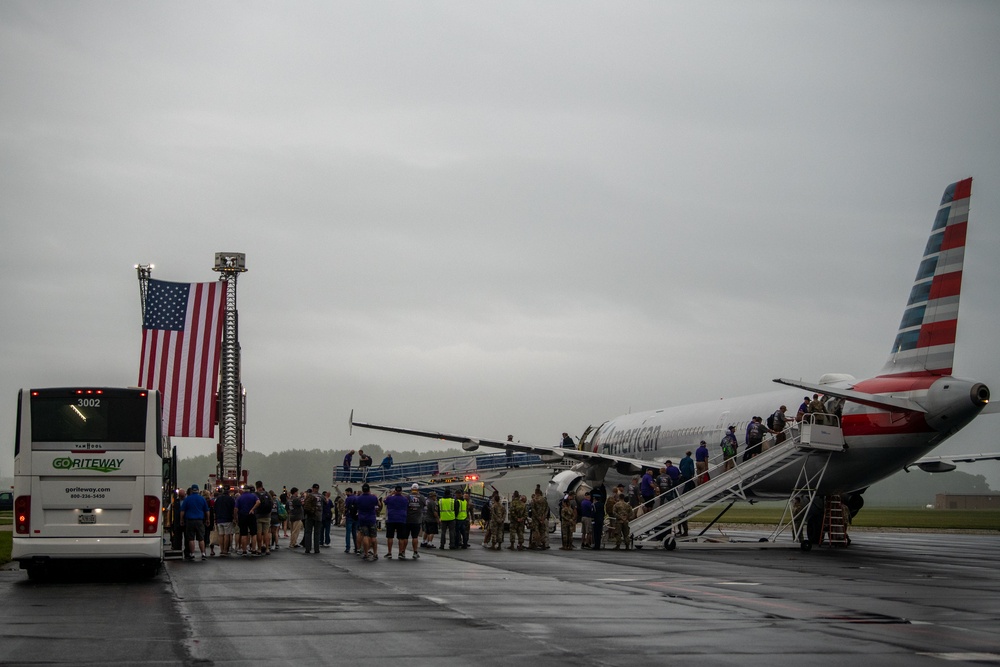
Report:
631,415,845,550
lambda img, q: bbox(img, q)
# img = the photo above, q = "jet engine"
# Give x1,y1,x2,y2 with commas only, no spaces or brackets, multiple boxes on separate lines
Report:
545,470,592,517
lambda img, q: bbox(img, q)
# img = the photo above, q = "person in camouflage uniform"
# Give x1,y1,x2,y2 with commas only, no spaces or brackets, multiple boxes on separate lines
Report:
489,491,505,550
530,490,550,550
507,491,527,550
559,496,577,550
612,495,632,550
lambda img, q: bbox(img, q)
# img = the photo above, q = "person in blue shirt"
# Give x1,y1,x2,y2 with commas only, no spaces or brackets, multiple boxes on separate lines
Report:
343,488,359,554
639,468,658,510
384,485,409,559
695,440,710,484
180,486,210,561
355,483,383,561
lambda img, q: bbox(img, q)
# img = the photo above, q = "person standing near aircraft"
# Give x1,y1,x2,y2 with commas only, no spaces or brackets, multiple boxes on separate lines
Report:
343,449,355,475
404,483,425,559
559,495,577,550
356,483,383,561
592,488,605,550
508,491,527,550
383,485,408,559
721,426,738,471
530,490,550,549
457,491,472,548
611,494,632,550
579,491,594,549
343,488,359,554
358,450,372,481
695,440,710,484
489,491,505,550
438,489,456,549
561,432,574,449
421,490,439,548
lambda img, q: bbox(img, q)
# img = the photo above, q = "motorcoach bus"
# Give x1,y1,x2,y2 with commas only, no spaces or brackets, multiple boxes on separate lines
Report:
12,387,165,578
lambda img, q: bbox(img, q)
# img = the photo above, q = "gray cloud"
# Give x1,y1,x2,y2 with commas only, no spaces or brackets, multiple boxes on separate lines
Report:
2,2,998,486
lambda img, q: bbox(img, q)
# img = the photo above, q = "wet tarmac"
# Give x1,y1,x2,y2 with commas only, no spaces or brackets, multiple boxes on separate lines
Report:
1,528,998,666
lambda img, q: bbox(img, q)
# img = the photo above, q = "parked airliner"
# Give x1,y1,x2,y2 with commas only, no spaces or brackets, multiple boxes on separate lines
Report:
353,178,992,537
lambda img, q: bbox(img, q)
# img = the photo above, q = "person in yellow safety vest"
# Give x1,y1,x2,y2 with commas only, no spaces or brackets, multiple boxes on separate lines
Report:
438,489,456,549
455,492,469,549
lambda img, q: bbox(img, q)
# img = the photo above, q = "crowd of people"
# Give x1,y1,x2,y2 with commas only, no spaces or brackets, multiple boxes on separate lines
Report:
169,403,844,562
169,481,338,560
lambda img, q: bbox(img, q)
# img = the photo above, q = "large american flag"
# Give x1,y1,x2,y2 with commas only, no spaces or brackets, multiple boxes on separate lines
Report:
138,279,227,438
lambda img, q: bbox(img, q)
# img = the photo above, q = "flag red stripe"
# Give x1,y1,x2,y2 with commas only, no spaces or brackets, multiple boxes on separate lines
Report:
137,281,226,438
182,284,205,435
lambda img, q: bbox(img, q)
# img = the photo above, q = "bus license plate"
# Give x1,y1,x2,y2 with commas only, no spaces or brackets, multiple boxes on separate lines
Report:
78,514,96,524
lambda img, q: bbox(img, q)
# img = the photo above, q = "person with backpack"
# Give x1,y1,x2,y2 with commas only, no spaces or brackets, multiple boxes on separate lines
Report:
745,416,765,460
287,488,304,549
770,406,789,445
321,491,334,548
720,426,738,471
301,483,323,554
254,481,273,556
269,491,282,551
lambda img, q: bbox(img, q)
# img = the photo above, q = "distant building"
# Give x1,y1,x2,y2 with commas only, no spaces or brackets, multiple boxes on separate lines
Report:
934,493,1000,510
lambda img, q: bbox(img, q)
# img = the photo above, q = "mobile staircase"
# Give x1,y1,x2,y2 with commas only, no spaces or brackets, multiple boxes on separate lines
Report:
631,414,845,550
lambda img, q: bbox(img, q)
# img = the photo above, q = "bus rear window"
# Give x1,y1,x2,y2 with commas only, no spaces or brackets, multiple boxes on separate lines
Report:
30,391,147,444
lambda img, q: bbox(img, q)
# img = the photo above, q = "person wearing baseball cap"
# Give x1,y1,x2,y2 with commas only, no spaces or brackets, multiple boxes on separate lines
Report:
404,483,426,559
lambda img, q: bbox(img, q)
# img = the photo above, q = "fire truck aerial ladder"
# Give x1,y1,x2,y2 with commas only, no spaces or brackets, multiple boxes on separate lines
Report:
135,255,249,491
213,252,248,489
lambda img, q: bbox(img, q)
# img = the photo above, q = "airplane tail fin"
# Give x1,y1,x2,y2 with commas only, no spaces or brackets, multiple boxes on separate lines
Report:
880,178,972,377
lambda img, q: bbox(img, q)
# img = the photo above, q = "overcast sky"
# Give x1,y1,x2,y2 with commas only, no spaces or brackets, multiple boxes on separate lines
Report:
2,2,999,487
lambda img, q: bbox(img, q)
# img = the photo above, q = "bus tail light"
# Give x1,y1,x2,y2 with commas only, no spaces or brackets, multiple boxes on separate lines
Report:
15,496,30,534
143,496,160,534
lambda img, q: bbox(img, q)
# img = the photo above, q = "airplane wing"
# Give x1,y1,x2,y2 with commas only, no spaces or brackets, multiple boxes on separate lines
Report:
773,378,927,413
350,411,654,475
904,452,1000,473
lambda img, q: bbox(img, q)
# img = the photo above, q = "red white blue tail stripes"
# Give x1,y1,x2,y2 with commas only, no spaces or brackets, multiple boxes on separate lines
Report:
880,178,972,377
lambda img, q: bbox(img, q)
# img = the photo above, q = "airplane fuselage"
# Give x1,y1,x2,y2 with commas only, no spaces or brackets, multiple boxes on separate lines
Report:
580,373,988,499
